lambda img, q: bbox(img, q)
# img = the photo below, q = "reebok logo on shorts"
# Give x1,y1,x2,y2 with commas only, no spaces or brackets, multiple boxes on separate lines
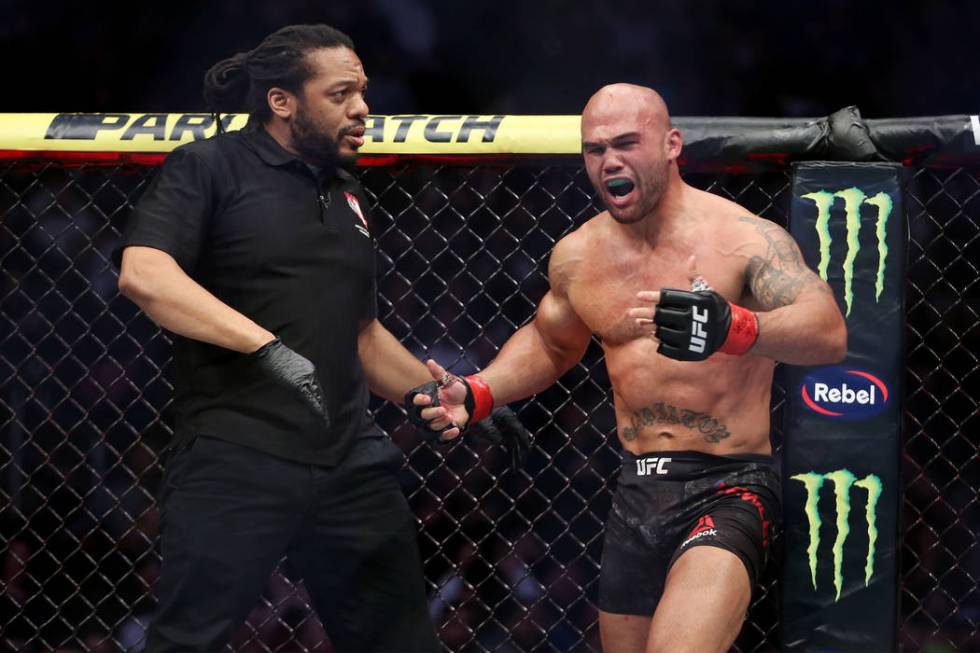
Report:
681,514,718,548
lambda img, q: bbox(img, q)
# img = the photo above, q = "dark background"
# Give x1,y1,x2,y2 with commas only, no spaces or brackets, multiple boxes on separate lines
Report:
2,2,978,652
3,0,976,118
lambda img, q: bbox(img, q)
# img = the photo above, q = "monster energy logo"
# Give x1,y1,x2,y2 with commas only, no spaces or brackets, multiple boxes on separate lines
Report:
791,469,882,601
800,188,893,316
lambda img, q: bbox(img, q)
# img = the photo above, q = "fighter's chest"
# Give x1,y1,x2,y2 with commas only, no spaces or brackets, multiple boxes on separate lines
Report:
568,252,745,346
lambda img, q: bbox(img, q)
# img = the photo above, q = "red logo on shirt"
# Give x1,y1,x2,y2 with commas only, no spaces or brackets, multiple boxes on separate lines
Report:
344,192,368,230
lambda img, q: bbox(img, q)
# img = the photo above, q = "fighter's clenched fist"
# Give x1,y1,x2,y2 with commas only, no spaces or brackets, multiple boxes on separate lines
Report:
630,288,759,361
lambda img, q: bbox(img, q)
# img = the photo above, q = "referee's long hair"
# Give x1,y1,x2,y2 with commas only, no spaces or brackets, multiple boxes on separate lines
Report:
203,24,355,129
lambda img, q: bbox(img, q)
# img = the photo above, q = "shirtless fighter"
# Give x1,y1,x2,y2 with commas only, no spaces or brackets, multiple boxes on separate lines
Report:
407,84,847,652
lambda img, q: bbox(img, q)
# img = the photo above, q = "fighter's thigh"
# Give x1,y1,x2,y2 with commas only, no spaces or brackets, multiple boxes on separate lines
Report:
599,610,652,653
598,502,669,616
597,500,672,652
646,546,751,653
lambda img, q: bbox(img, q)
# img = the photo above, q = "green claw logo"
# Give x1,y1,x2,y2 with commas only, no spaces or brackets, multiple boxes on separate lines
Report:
800,188,893,317
791,469,882,601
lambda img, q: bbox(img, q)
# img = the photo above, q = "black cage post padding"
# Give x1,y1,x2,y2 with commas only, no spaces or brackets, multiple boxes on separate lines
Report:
1,111,979,653
782,162,905,651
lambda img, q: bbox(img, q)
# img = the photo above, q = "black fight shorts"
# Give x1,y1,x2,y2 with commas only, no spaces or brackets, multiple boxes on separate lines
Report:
599,449,781,616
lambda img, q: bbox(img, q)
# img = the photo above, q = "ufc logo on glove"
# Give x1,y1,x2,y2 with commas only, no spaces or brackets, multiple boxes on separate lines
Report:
653,289,758,361
689,306,710,354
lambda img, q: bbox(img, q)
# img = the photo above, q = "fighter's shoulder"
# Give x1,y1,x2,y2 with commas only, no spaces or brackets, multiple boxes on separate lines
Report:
730,212,797,251
548,219,597,291
551,216,603,266
692,187,747,220
697,189,790,241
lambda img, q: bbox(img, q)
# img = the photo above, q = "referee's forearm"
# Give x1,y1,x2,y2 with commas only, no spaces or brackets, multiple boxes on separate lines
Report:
358,319,430,402
119,246,273,353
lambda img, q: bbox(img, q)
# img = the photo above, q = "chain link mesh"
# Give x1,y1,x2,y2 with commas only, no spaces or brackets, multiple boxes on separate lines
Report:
1,157,977,652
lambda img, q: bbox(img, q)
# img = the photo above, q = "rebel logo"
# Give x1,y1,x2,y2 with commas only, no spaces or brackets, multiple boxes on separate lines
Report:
800,366,889,420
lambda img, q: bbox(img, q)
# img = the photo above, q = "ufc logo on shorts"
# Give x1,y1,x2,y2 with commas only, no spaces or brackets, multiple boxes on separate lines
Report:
636,457,671,476
689,306,709,353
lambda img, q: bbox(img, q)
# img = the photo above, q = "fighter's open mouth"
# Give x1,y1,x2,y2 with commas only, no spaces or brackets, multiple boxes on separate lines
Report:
606,178,635,197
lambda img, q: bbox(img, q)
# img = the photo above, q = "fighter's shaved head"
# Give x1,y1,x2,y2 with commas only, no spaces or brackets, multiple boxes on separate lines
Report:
580,84,682,226
582,83,671,135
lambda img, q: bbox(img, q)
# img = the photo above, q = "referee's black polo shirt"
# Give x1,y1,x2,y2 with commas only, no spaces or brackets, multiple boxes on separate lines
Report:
116,125,381,466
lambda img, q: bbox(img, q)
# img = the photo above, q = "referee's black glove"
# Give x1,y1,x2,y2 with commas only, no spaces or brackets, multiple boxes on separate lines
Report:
251,337,330,428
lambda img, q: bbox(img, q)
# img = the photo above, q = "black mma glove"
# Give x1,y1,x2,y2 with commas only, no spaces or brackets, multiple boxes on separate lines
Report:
404,380,531,469
404,373,492,438
251,337,330,428
654,289,759,361
476,407,532,470
404,379,453,441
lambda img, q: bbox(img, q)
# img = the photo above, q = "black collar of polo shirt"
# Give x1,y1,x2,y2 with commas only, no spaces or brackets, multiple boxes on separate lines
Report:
242,124,304,168
242,124,353,182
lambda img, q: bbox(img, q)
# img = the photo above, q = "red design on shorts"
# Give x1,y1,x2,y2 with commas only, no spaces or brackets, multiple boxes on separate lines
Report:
687,514,716,540
716,483,770,548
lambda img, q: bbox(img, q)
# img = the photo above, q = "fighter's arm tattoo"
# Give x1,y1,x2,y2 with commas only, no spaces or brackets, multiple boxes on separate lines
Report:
737,215,831,310
622,402,731,443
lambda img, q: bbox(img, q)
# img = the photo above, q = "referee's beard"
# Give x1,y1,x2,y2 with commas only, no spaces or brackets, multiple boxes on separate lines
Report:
290,104,358,172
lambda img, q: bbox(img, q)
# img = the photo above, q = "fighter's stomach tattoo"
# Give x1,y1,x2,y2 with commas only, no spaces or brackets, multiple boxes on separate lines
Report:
621,402,732,443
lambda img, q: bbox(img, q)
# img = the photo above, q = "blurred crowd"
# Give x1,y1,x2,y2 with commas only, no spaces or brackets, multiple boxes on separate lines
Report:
3,158,978,651
2,0,976,118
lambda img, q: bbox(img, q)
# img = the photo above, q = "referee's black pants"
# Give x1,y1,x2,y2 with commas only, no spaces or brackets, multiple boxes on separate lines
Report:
144,434,439,653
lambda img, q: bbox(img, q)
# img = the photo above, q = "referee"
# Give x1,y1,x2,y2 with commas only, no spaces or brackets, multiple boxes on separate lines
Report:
117,25,445,652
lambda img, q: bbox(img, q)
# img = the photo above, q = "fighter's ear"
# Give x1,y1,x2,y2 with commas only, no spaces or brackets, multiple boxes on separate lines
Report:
665,128,683,162
267,86,297,121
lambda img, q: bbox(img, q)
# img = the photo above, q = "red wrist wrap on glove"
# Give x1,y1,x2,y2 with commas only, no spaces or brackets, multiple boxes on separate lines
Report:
465,375,494,423
718,304,759,355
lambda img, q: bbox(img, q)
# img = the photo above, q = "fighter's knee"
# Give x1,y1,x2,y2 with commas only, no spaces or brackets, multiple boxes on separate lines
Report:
645,629,702,653
646,628,734,653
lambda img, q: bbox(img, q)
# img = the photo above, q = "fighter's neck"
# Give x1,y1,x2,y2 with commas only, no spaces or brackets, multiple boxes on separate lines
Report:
627,175,691,247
